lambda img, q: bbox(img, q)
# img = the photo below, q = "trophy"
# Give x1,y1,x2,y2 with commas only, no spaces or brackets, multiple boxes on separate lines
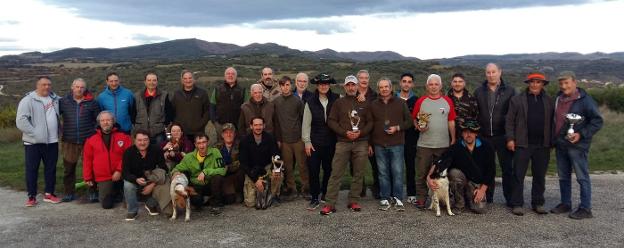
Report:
384,120,391,133
164,127,173,151
417,112,432,129
565,113,583,140
349,110,361,132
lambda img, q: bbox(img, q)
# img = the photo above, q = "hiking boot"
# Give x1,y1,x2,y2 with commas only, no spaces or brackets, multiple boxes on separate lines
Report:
550,203,572,214
406,196,417,205
393,197,405,212
88,191,99,203
61,194,76,202
43,193,61,204
125,212,137,221
569,207,593,219
415,199,426,209
512,207,525,216
347,202,362,212
307,199,320,211
320,205,336,215
532,205,548,215
144,204,160,216
378,199,391,211
25,197,37,207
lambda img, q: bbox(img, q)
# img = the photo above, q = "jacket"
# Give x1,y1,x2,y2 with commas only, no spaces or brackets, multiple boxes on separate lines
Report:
327,95,373,142
303,90,339,147
436,138,496,188
239,131,280,182
172,148,226,186
273,94,303,143
370,96,413,147
211,81,246,125
171,86,211,136
83,127,132,182
97,86,135,133
505,89,554,148
122,144,168,184
238,97,275,137
259,79,281,102
16,91,61,144
132,88,172,137
396,90,419,145
473,80,516,137
553,88,603,151
59,91,100,144
293,89,314,105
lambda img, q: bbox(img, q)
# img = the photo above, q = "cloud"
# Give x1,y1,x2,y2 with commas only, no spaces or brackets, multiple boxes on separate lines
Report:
0,38,17,42
131,34,168,43
249,18,354,34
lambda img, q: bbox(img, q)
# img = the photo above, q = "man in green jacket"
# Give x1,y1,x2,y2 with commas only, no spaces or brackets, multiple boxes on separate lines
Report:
172,134,227,211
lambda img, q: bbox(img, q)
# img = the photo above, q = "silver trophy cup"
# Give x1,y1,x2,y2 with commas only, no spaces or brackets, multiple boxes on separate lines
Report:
565,113,583,140
349,110,361,132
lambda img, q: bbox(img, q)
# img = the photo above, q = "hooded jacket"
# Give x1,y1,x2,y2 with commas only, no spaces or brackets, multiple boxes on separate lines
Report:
59,91,100,144
82,126,132,182
97,86,135,133
16,91,61,144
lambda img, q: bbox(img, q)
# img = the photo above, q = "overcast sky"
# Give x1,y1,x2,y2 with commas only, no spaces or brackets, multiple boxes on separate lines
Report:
0,0,622,59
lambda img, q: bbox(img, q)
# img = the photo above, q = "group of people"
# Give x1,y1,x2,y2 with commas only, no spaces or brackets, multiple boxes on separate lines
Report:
16,63,602,220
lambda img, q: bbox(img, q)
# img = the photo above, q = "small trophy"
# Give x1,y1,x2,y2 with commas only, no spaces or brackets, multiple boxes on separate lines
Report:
417,112,432,129
272,155,284,173
384,120,391,133
349,110,361,132
165,127,173,151
565,113,583,140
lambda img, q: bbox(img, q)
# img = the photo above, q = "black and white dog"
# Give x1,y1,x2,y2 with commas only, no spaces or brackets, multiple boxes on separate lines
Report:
255,155,284,209
427,156,455,217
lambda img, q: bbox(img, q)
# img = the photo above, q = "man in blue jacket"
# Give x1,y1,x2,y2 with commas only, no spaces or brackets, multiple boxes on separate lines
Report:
97,72,134,134
550,71,603,219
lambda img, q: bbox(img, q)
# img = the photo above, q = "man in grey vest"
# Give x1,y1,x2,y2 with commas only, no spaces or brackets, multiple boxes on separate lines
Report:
131,72,172,145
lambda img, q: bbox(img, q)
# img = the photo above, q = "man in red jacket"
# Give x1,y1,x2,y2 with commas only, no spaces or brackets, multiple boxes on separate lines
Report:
83,111,132,209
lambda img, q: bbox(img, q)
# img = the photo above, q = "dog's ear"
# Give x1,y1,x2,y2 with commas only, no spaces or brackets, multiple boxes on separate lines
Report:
440,168,448,177
186,186,198,196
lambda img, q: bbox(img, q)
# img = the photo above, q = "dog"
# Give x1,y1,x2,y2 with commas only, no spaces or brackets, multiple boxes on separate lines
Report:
255,155,284,209
170,173,197,221
427,157,454,217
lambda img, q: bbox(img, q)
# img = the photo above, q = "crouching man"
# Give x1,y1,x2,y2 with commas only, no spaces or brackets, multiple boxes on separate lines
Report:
171,134,227,213
214,123,245,204
428,120,495,214
122,129,169,221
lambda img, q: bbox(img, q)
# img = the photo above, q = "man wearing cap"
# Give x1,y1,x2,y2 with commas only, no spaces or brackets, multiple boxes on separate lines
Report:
320,75,373,215
238,83,276,137
447,73,479,140
211,67,247,142
214,123,245,204
506,72,554,216
396,72,420,204
302,73,340,210
412,74,456,208
427,120,495,214
257,67,281,102
550,71,603,219
473,63,516,205
355,69,381,199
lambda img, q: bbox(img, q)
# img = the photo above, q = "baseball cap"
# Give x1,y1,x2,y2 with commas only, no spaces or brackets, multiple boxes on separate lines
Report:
221,123,236,132
344,75,358,85
557,71,576,81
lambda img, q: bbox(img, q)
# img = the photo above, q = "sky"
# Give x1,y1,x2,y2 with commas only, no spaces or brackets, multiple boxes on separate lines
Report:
0,0,622,59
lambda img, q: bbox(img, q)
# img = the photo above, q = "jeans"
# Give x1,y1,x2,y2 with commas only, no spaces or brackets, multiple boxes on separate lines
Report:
556,146,592,209
482,135,514,204
24,143,58,197
375,145,405,200
307,144,335,201
123,180,140,214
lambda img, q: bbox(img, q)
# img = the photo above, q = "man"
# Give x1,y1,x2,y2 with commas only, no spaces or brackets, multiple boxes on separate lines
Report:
58,78,101,202
396,72,419,204
473,63,516,204
97,72,134,134
293,72,314,104
302,73,340,210
172,134,227,211
239,117,282,208
258,67,281,102
238,84,276,136
273,76,308,200
171,70,211,141
412,74,456,208
370,78,413,211
214,123,245,204
427,120,495,214
121,129,168,220
550,71,603,219
16,76,62,206
83,111,132,209
355,69,380,199
211,67,246,141
506,72,554,216
320,75,373,215
447,73,479,139
132,72,172,145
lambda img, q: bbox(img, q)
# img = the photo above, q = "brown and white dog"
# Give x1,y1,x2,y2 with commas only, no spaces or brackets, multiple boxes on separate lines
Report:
170,173,197,222
427,163,455,217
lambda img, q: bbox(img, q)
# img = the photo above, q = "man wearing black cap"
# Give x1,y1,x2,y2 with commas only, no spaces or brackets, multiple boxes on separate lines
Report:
427,120,495,214
302,73,340,210
506,72,554,216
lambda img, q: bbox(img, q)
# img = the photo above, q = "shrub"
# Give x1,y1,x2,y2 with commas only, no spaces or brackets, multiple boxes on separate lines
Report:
0,105,16,128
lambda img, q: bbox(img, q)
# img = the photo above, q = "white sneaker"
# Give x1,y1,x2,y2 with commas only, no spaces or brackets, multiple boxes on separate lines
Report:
394,197,405,211
379,199,391,211
406,196,417,204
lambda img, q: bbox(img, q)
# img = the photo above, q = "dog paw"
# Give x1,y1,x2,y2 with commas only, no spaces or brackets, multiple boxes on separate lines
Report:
169,217,176,221
448,212,455,216
185,218,190,222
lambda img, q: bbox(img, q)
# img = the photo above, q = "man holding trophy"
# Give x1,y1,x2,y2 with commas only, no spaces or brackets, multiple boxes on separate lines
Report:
550,71,603,219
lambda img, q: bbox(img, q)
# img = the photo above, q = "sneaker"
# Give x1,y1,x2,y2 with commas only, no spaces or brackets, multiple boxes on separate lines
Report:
144,204,160,216
25,197,37,207
532,205,548,215
307,199,320,211
320,194,327,203
61,194,76,202
378,200,391,211
569,207,593,219
43,193,61,204
512,207,525,216
320,205,336,215
406,196,417,205
550,203,572,214
415,199,426,209
209,206,223,215
125,212,137,221
393,197,405,211
347,202,362,212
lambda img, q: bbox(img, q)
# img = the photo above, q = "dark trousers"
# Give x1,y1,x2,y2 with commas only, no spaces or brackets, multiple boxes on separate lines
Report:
190,175,225,207
511,145,550,207
367,154,380,195
308,144,334,200
97,180,122,209
62,142,83,195
24,143,58,197
404,141,418,197
482,135,514,204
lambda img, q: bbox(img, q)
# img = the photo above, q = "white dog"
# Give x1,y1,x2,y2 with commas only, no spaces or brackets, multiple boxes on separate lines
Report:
428,168,455,217
170,173,197,222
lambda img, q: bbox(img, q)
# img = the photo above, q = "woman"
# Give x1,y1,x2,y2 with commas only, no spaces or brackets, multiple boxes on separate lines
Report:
160,123,194,170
